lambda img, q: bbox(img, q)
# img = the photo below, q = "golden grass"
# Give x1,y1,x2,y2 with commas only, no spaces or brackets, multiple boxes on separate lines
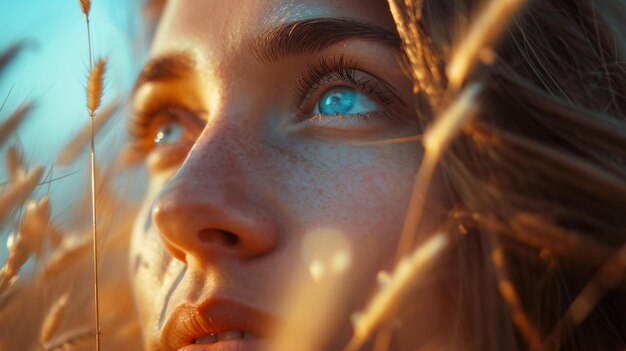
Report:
0,103,32,149
0,196,50,294
86,57,107,351
0,42,25,74
79,0,91,17
40,292,70,349
394,83,482,263
5,144,25,182
43,234,91,278
446,0,528,89
345,232,449,351
1,1,624,351
0,165,44,226
87,59,106,118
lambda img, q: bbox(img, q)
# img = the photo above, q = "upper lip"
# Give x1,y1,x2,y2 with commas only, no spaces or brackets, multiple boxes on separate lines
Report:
161,298,278,350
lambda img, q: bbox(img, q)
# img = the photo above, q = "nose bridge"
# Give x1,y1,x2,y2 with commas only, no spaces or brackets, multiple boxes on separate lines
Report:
151,119,278,262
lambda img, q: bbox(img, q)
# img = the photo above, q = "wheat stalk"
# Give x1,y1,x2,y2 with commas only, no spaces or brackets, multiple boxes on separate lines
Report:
84,51,107,351
46,327,95,351
271,229,353,351
40,293,70,350
79,0,92,68
85,58,106,351
0,233,30,295
377,0,541,348
43,234,91,279
0,103,32,149
80,2,104,348
5,144,26,182
87,60,106,117
344,232,449,351
0,165,44,227
0,196,50,295
395,83,482,262
19,197,51,259
0,42,24,74
79,0,90,17
446,0,528,89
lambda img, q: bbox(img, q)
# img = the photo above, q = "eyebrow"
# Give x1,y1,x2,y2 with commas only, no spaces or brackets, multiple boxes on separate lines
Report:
133,18,402,92
253,17,402,61
132,51,196,93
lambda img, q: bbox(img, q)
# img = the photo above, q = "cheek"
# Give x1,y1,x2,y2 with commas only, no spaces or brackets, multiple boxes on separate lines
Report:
278,141,423,286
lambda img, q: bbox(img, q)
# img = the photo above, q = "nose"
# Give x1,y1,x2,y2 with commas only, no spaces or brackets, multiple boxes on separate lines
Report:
151,125,278,262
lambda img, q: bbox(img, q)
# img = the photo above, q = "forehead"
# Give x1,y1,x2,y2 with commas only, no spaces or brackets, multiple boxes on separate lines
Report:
151,0,396,61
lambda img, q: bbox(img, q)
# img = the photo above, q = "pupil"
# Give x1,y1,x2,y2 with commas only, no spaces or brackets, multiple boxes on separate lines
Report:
154,124,181,145
319,87,355,115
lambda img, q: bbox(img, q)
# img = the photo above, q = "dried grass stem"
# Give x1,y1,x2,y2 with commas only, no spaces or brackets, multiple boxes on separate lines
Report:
87,59,106,117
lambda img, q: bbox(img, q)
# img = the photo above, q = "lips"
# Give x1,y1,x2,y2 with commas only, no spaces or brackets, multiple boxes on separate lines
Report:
162,299,276,351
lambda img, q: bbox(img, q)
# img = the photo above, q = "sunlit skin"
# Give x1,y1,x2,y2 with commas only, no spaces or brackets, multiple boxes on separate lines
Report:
129,0,456,350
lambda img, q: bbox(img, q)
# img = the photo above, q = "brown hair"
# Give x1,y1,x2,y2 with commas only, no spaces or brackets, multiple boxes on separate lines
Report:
392,0,626,349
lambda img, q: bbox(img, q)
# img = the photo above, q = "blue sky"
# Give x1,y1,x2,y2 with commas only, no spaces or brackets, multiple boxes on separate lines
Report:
0,0,147,260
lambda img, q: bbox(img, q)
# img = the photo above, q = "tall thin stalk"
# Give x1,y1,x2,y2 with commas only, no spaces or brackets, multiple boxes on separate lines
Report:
79,1,101,350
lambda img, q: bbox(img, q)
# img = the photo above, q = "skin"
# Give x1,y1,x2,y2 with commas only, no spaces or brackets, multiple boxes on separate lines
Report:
129,0,455,349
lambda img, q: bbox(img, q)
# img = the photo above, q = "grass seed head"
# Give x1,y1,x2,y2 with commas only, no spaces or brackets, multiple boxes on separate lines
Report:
0,165,44,225
20,197,51,259
5,144,26,181
41,292,70,345
87,58,106,117
79,0,91,17
0,103,32,149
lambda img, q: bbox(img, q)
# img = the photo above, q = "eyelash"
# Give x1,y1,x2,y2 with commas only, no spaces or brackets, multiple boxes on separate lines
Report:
126,55,400,161
293,55,397,117
125,104,196,163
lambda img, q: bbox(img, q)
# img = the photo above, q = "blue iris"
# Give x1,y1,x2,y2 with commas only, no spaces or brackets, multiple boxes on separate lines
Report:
154,122,183,145
318,87,357,115
316,86,379,115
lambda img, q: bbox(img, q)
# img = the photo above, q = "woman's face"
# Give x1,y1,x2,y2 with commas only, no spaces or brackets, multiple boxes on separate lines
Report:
129,0,448,350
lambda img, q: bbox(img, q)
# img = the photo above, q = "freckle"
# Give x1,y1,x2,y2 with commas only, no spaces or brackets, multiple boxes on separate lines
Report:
316,188,324,196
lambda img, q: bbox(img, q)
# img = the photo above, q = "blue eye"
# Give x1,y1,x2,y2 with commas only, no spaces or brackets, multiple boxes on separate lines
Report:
153,122,183,145
315,86,380,115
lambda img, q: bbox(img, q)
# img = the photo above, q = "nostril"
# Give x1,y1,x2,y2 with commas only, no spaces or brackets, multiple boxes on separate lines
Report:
197,229,239,247
221,231,239,245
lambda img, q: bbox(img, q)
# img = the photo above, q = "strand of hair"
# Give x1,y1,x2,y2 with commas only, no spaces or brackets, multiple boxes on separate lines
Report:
505,72,626,159
543,242,626,350
474,123,626,205
487,235,542,351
